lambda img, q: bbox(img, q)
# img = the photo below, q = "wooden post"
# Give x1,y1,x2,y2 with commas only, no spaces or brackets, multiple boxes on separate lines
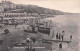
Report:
59,43,62,51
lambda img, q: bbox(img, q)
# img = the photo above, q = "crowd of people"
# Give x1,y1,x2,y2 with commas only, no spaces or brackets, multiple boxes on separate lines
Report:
56,31,72,41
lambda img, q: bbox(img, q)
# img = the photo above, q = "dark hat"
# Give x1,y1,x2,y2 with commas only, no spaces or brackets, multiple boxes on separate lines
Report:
62,31,65,33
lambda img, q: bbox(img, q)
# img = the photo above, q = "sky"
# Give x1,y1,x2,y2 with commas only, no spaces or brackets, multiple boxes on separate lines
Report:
0,0,80,13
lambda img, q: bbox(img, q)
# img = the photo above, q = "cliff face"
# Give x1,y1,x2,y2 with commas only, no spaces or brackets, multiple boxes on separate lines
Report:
0,1,67,15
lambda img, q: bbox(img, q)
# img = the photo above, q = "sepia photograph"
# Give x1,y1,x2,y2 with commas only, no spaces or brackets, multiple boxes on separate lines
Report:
0,0,80,51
